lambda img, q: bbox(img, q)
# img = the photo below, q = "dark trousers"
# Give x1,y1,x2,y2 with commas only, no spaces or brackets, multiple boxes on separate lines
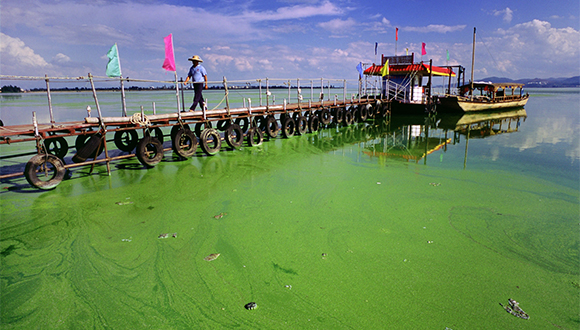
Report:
190,83,204,110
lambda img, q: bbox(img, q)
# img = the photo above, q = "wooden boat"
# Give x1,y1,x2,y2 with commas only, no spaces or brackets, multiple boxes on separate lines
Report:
437,27,529,113
437,82,529,112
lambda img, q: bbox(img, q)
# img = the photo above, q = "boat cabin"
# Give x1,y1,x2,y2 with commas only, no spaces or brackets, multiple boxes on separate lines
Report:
460,82,526,101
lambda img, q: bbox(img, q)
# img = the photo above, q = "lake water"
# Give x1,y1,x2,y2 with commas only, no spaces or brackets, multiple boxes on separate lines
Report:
0,87,578,329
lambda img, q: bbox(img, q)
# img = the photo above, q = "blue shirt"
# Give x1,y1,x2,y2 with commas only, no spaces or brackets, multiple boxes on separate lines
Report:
188,65,207,82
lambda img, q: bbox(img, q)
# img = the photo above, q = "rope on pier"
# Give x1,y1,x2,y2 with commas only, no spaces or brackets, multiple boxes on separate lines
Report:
130,113,151,126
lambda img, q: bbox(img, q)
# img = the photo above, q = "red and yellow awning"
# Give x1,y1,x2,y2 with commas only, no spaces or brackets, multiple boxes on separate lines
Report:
364,63,455,77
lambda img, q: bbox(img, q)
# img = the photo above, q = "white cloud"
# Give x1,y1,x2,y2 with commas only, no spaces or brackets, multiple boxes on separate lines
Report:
52,53,71,64
0,33,50,68
402,24,467,33
241,1,343,21
493,7,513,23
318,18,357,33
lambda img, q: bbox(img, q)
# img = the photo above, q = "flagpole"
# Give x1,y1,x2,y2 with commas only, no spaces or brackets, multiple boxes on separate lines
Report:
116,44,127,117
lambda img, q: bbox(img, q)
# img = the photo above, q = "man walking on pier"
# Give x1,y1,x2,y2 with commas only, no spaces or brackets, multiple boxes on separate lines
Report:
184,55,208,111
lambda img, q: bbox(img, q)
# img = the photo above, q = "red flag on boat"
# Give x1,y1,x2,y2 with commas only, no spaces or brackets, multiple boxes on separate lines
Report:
162,34,176,72
396,28,398,41
421,42,427,56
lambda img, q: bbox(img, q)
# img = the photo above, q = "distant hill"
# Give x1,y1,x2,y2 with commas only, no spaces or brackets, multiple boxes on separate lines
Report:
480,76,580,87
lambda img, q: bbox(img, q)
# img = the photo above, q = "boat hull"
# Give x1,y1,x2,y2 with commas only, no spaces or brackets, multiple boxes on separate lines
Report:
438,95,529,113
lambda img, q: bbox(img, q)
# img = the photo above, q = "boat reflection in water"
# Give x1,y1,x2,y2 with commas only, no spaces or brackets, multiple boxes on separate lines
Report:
362,108,527,168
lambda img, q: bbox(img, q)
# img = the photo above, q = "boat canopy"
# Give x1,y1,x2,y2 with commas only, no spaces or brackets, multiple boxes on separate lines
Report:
364,62,455,77
459,82,525,95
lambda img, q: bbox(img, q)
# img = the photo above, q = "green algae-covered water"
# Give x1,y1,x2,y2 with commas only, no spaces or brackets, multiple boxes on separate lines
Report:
1,88,578,329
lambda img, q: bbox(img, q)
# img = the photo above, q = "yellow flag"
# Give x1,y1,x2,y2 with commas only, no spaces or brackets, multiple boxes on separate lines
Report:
381,59,389,76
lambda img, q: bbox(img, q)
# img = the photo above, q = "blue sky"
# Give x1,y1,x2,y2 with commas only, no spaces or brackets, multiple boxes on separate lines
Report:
1,0,578,87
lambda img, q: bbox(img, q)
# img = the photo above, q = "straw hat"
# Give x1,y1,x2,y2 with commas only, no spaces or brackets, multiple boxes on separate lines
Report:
188,55,203,62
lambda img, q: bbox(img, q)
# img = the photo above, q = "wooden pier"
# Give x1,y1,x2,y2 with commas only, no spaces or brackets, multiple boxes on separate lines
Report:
0,74,390,190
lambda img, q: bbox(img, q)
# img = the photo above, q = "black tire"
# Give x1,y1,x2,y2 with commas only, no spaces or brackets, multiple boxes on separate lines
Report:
292,111,302,123
199,128,221,156
253,116,266,131
319,108,331,125
114,129,139,152
234,117,249,133
171,124,190,142
281,117,295,138
308,115,320,133
343,110,354,126
44,136,68,159
334,107,344,125
295,116,308,135
145,127,164,144
264,116,279,138
172,128,198,158
367,103,377,119
225,124,244,148
247,127,263,147
195,122,212,138
73,133,104,163
359,105,368,122
136,136,164,167
217,119,230,131
24,154,66,190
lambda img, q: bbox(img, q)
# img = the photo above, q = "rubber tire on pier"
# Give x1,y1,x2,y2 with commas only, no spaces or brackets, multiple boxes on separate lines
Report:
308,115,320,133
73,133,104,163
247,127,263,147
171,124,190,142
343,110,354,126
333,107,344,125
292,111,302,123
295,116,308,135
114,129,139,152
319,108,331,125
145,127,164,144
225,124,244,148
172,128,198,158
195,122,212,139
253,116,267,132
264,116,279,139
281,117,296,138
136,136,164,167
358,104,369,122
234,117,250,133
44,136,69,159
217,120,230,131
199,128,222,156
24,154,66,190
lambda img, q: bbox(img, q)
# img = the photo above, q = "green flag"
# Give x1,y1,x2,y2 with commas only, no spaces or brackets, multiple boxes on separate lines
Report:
106,44,122,77
446,49,450,62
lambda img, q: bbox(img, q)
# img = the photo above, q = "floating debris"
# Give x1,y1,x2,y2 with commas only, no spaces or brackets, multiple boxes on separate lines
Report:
429,182,441,186
172,233,177,238
244,302,257,310
158,233,169,239
500,298,529,320
284,285,292,289
213,212,227,219
204,253,220,261
115,201,134,205
121,238,132,242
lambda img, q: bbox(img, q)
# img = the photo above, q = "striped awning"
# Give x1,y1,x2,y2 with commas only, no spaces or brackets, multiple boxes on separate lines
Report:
364,63,455,77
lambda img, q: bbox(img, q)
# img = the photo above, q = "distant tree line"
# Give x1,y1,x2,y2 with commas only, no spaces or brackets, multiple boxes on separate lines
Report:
1,85,22,93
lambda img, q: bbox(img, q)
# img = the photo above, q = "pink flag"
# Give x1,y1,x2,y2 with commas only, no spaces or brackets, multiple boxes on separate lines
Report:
162,34,176,71
421,42,427,56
